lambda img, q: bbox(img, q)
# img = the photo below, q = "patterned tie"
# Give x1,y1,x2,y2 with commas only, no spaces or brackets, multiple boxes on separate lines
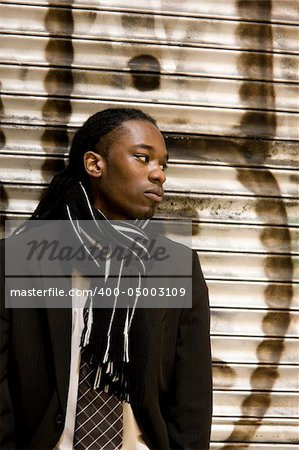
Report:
73,349,123,449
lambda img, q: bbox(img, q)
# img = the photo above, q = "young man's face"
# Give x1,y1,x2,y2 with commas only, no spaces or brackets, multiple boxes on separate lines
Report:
90,119,168,220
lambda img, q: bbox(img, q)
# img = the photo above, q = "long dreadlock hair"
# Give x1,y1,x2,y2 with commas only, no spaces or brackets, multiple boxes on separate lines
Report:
31,108,157,221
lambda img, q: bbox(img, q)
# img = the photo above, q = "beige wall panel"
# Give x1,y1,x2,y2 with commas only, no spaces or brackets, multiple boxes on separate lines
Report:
166,135,299,169
2,194,298,253
213,391,298,418
208,280,299,310
212,364,298,392
1,95,298,139
1,5,298,53
211,444,298,450
212,418,298,443
158,194,299,226
194,224,299,255
210,308,298,337
1,65,298,112
211,336,298,364
1,0,297,24
198,252,298,282
0,155,67,184
168,223,299,255
1,125,298,170
1,155,298,199
0,185,44,213
0,125,71,156
165,221,298,257
2,186,298,226
1,35,298,82
165,164,298,198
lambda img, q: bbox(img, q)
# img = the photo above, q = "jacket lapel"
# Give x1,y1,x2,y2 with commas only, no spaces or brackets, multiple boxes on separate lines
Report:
46,306,72,410
39,250,72,411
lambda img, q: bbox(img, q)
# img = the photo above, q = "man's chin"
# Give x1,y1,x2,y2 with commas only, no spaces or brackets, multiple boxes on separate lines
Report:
136,207,155,220
122,202,157,220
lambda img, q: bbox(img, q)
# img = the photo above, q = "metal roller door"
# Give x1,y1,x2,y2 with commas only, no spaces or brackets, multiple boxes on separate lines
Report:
0,1,298,448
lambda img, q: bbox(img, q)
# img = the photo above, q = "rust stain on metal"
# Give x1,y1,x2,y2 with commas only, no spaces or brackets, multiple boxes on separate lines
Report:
111,73,126,90
0,83,5,151
19,67,29,81
255,198,289,225
44,69,74,96
165,134,299,168
249,366,279,390
213,359,237,389
262,311,291,335
41,1,74,182
0,81,8,237
44,6,75,35
256,338,285,364
263,256,294,281
264,283,293,309
260,227,294,253
41,157,66,178
220,1,294,448
0,129,5,150
41,128,72,154
238,52,276,81
121,12,155,33
280,55,299,81
44,39,75,66
158,195,201,218
128,54,161,91
0,182,8,238
124,12,161,93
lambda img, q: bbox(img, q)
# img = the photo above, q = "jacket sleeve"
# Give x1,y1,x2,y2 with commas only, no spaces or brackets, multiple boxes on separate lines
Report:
167,250,212,450
0,240,16,448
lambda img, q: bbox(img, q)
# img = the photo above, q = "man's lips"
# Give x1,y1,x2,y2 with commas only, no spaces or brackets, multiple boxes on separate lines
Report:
144,189,164,203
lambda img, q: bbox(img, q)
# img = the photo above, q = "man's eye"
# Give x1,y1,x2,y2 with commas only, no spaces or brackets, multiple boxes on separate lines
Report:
135,154,149,163
160,164,168,172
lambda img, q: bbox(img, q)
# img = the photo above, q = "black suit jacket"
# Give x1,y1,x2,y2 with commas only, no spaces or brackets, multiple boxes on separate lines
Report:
0,223,212,450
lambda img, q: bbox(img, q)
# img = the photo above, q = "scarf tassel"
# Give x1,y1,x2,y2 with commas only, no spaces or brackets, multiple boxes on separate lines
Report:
124,308,130,363
80,298,94,347
93,360,131,401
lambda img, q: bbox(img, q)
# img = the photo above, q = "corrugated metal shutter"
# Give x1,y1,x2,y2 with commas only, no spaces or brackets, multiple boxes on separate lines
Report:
0,1,298,448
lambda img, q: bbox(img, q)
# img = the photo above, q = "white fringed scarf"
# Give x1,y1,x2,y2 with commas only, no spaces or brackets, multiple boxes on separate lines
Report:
64,182,151,401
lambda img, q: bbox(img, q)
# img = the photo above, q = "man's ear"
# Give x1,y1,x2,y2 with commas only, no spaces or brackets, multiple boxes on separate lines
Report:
83,151,105,178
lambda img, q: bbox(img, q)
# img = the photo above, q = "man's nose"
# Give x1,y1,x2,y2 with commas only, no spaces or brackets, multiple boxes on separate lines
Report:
149,165,166,185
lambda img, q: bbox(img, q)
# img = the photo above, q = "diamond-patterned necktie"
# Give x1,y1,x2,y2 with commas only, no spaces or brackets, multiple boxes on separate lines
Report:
74,348,123,449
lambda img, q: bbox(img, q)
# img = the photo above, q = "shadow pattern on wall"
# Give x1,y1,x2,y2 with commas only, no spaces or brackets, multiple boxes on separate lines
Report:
220,0,294,447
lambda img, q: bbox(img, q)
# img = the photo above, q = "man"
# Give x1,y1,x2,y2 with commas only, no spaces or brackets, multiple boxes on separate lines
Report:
0,108,212,449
